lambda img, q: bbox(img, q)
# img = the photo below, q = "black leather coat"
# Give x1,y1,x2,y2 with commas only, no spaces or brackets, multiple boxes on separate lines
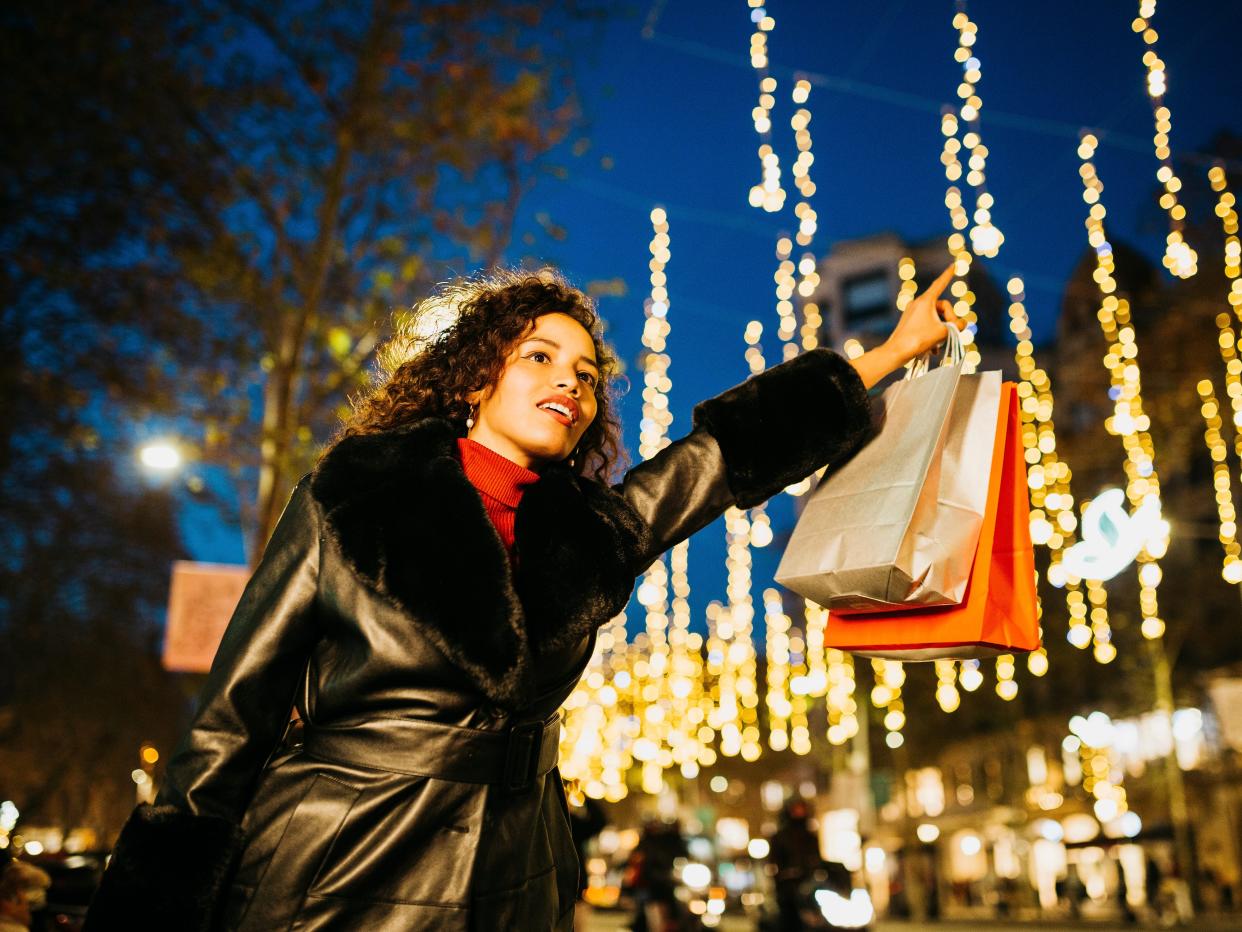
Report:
85,348,872,931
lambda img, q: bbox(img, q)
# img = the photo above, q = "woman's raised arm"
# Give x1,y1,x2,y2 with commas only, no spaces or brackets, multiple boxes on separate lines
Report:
615,347,873,567
614,265,964,568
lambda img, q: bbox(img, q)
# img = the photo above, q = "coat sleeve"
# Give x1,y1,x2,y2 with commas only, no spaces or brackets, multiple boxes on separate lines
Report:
85,479,322,932
615,348,872,566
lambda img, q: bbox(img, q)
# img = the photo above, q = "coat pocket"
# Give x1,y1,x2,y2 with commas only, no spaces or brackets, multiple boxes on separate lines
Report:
237,773,361,932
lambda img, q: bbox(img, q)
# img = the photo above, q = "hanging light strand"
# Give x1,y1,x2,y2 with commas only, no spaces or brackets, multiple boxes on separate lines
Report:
824,644,858,746
1076,132,1171,642
788,77,823,366
871,658,906,749
746,1,785,213
667,537,707,778
633,210,704,779
1199,166,1242,583
717,507,762,761
1209,166,1242,470
632,206,677,796
763,588,792,751
939,111,982,374
786,607,812,755
935,659,961,712
1210,164,1242,301
1132,1,1197,278
951,4,1004,259
773,236,800,362
559,604,636,802
1007,277,1113,666
1195,379,1242,582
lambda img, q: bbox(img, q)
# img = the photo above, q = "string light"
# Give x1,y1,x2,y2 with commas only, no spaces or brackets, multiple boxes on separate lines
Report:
1195,380,1242,582
668,537,709,778
717,506,762,762
559,609,636,802
789,97,819,252
1210,164,1242,297
716,315,768,763
638,208,674,461
1069,717,1129,823
773,237,800,361
950,4,1004,258
938,7,989,374
789,77,821,367
824,645,859,746
764,588,792,751
1007,276,1113,665
786,615,812,756
747,2,785,213
938,110,982,373
871,658,906,749
995,653,1019,701
1076,132,1171,642
896,257,919,312
633,209,677,792
959,658,985,692
935,660,961,713
1132,1,1197,278
1199,166,1242,583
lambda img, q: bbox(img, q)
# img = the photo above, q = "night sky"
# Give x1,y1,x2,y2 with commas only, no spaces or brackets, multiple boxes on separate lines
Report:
187,1,1242,631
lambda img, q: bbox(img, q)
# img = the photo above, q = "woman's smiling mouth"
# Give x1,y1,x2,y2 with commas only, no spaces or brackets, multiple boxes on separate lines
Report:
536,396,579,426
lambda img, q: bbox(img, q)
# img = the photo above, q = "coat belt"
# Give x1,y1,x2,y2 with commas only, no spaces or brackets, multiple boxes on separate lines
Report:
301,713,562,794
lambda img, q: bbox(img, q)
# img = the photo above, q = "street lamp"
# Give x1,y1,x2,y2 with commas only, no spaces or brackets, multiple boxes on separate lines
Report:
139,441,182,471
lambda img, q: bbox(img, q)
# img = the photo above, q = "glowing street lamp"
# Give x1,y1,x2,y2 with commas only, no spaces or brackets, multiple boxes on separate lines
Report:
139,441,182,472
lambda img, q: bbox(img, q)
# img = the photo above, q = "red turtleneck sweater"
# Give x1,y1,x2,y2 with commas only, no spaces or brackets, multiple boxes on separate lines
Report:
456,438,540,559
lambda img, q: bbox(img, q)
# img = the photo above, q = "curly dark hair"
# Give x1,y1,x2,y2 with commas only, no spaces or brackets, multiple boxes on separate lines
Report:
333,268,625,482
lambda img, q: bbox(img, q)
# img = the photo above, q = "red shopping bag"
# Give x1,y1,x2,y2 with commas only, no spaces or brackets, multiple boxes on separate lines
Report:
825,382,1039,659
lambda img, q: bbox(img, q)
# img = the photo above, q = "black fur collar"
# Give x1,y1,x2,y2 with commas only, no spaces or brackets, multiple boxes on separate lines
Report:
309,418,649,709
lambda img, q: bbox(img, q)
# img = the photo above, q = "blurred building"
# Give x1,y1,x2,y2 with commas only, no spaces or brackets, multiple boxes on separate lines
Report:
863,663,1242,923
811,231,1016,378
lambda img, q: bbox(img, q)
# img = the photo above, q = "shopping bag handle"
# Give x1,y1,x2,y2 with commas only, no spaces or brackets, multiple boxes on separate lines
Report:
904,321,964,380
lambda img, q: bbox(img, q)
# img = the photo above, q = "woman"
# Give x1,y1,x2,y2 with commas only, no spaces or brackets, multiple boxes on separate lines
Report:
86,266,960,931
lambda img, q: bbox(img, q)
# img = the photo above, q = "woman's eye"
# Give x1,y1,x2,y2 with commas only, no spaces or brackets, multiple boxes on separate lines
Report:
578,372,597,387
528,351,550,363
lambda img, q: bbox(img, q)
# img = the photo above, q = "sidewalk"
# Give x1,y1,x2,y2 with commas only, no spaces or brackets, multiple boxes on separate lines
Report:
583,910,1242,931
877,915,1242,931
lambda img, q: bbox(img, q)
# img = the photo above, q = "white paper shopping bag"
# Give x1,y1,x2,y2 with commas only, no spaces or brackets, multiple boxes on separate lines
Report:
776,326,1001,611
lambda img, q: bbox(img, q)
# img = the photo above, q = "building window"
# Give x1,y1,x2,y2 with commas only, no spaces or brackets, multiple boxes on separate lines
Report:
842,269,892,326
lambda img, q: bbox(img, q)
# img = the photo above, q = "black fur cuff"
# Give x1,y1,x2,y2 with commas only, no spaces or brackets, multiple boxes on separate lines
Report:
692,348,873,508
85,804,244,932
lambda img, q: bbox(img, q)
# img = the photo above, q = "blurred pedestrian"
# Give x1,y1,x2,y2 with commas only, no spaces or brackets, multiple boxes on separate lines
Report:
1117,861,1136,924
569,793,606,932
768,800,822,932
1145,854,1164,922
87,268,960,929
0,859,50,932
627,818,690,932
1064,864,1086,919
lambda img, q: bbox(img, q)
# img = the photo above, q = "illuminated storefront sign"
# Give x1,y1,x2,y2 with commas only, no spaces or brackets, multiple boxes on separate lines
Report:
1061,488,1164,582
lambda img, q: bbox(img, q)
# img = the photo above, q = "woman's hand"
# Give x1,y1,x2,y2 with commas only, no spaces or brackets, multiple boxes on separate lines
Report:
885,264,966,363
848,264,967,389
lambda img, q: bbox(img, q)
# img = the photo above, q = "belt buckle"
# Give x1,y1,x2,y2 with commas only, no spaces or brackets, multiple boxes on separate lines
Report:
501,720,543,794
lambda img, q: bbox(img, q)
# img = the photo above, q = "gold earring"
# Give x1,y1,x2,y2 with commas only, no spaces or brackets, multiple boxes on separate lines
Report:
465,404,476,430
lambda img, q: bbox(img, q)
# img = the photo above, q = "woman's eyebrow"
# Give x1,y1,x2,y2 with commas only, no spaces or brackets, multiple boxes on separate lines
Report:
522,336,598,370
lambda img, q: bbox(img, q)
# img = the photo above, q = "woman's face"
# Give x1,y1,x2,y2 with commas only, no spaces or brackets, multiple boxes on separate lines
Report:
467,312,600,469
